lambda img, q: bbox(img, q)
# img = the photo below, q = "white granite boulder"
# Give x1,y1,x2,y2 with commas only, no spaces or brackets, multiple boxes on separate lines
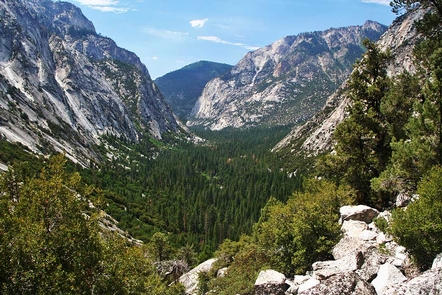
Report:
371,263,407,295
432,253,442,270
298,273,376,295
312,251,364,280
254,269,289,295
340,205,379,224
178,258,217,295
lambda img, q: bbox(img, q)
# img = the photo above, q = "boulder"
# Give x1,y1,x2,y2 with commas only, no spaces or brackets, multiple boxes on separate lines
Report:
399,267,442,295
392,245,408,267
376,231,393,244
359,230,378,241
340,205,379,224
355,247,387,282
297,277,320,294
341,220,368,238
178,258,217,295
298,273,376,295
217,267,228,278
371,263,407,295
332,236,371,260
432,253,442,270
293,275,311,285
384,268,442,295
395,192,411,207
254,269,289,295
312,251,364,280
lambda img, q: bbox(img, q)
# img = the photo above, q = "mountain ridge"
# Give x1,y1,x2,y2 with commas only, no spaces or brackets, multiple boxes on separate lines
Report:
272,8,425,158
0,0,184,166
154,61,233,121
187,21,388,130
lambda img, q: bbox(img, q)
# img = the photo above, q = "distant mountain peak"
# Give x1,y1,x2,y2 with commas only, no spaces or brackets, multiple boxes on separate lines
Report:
272,8,424,158
155,61,233,121
186,21,387,131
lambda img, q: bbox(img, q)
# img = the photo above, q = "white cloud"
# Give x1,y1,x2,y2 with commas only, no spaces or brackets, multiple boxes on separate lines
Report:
197,36,259,51
143,27,189,41
75,0,119,5
89,6,129,12
151,56,159,60
361,0,390,5
244,45,261,50
73,0,131,13
190,18,209,28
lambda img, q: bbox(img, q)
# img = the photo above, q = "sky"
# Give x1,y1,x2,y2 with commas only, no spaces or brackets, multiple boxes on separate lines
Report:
65,0,397,79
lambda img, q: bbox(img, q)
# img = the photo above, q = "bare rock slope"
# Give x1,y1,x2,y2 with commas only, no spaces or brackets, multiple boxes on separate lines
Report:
187,21,387,130
0,0,183,165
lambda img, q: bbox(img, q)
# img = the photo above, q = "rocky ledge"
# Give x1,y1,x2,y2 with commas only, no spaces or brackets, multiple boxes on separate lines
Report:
254,205,442,295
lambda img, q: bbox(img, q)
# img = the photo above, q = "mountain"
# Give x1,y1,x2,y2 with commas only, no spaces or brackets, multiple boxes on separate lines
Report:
154,61,233,121
272,8,424,158
186,21,388,130
0,0,184,166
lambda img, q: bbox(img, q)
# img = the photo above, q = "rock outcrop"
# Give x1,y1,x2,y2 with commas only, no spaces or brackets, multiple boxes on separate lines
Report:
178,258,217,295
187,22,387,130
0,0,184,166
181,204,441,294
248,204,442,295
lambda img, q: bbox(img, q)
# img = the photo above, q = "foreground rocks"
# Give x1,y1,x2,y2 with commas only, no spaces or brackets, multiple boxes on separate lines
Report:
252,204,442,295
180,204,441,295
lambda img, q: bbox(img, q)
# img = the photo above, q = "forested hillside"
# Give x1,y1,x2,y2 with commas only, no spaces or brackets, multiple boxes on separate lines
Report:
86,126,301,258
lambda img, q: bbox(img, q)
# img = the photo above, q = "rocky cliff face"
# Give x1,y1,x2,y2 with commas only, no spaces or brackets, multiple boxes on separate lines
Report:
187,21,387,130
272,9,424,156
0,0,183,165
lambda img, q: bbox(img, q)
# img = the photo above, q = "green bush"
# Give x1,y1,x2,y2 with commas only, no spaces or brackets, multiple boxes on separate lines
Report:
390,166,442,269
254,179,355,275
209,242,270,295
0,155,184,294
374,215,389,233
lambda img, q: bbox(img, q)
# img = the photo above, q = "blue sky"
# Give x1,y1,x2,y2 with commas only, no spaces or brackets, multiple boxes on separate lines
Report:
66,0,397,79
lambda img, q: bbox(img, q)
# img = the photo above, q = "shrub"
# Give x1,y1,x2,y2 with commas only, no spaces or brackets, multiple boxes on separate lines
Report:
254,178,355,275
390,166,442,269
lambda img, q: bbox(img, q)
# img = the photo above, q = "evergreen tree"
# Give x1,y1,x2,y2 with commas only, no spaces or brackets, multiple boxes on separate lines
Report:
391,0,442,16
0,155,185,294
253,179,355,275
390,166,442,269
0,155,102,294
373,1,442,194
317,39,392,206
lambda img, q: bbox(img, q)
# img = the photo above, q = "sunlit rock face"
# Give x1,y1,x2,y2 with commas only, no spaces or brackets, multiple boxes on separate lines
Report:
187,21,387,130
273,8,424,156
0,0,182,165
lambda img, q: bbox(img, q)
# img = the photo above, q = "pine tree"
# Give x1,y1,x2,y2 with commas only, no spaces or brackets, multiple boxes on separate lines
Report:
373,1,442,194
317,39,392,206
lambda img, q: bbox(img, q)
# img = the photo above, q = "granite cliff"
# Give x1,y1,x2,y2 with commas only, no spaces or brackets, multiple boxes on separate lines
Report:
0,0,183,166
